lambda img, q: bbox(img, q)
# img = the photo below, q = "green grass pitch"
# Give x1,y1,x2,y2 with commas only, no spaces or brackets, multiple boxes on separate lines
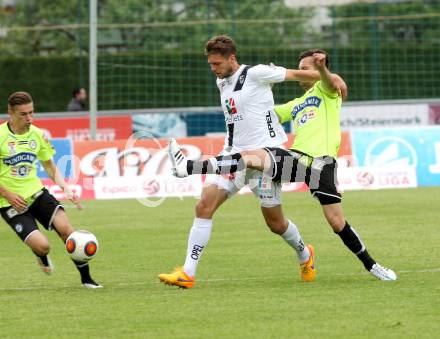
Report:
1,187,439,338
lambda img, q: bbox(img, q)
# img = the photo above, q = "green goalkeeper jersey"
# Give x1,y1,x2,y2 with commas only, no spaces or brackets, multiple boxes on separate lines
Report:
276,80,342,158
0,122,55,208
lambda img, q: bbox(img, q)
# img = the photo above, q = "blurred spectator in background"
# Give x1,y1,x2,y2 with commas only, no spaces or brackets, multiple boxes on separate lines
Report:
67,87,87,111
429,104,440,124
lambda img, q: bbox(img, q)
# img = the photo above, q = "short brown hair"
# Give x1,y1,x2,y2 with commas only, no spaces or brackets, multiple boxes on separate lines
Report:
299,49,330,68
8,91,33,108
205,35,237,57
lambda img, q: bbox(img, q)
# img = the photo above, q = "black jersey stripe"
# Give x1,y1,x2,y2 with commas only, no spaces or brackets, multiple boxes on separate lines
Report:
233,65,252,92
227,123,234,147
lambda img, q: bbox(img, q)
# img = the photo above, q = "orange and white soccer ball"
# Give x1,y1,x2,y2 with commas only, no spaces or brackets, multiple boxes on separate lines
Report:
66,230,99,262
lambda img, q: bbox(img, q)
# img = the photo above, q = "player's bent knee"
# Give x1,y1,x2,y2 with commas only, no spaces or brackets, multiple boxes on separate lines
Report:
195,199,217,218
58,225,75,240
266,222,285,235
264,217,287,235
30,239,50,256
52,214,75,241
327,216,345,232
38,242,50,255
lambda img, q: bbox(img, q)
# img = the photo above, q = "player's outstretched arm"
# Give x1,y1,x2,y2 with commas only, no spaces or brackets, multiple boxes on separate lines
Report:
313,53,348,100
41,159,83,210
284,69,320,82
284,66,347,100
0,185,28,212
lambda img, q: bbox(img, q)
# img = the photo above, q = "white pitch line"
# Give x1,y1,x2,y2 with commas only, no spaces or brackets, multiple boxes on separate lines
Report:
188,267,440,281
397,268,440,273
0,268,439,292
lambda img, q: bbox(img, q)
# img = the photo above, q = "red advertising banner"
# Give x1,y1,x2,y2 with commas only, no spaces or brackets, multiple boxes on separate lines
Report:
42,179,96,201
72,136,220,181
71,133,352,200
32,116,132,141
73,136,210,200
73,133,351,179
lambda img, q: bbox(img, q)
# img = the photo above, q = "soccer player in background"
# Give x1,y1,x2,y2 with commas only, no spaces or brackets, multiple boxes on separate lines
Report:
169,50,397,281
0,91,102,288
159,35,346,288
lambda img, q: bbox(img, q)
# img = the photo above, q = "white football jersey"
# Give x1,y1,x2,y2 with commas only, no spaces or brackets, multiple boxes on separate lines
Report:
217,64,288,152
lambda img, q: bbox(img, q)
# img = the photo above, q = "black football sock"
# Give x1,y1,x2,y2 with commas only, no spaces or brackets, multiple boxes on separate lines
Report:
336,222,376,270
72,260,93,283
187,153,245,175
356,249,376,271
33,252,50,266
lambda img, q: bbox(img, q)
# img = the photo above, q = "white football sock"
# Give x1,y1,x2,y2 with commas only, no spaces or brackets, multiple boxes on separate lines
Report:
183,218,212,277
281,220,310,264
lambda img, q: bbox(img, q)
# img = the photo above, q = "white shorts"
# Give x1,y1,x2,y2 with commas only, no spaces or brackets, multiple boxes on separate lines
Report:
204,169,282,208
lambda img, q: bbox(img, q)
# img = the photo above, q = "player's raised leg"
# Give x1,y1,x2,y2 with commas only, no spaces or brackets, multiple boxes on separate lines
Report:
168,138,190,177
168,138,272,178
168,138,245,178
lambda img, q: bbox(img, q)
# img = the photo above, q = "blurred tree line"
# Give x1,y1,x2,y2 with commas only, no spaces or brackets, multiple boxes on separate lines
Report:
332,1,440,46
0,0,439,112
1,0,438,56
0,0,307,56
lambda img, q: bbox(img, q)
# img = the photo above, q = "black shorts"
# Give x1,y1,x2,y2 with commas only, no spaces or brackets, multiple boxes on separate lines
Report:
0,188,63,242
264,147,342,205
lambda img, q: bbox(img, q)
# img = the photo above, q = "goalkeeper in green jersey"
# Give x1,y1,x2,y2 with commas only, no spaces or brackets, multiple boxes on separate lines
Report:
169,50,397,281
0,92,102,288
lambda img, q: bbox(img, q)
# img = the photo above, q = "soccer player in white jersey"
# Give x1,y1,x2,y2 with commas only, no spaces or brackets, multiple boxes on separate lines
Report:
0,92,102,288
169,51,396,281
158,35,345,288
